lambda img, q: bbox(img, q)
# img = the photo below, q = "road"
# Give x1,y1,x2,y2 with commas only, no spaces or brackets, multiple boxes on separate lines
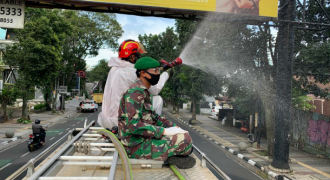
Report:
165,114,263,180
0,109,99,180
0,108,263,180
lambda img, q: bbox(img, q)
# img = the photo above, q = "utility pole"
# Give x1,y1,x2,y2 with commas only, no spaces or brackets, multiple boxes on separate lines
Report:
61,74,65,111
271,0,296,170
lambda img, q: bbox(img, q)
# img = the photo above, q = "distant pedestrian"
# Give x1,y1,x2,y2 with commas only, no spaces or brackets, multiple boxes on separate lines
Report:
59,95,62,110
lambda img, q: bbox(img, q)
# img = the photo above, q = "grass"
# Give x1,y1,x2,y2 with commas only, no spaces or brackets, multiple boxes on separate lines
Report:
256,171,269,179
254,150,269,156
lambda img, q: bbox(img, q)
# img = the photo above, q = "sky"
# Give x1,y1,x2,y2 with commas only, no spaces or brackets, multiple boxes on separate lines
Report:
85,14,175,68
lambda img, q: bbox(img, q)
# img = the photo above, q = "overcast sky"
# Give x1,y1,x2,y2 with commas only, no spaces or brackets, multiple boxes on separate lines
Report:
85,14,176,68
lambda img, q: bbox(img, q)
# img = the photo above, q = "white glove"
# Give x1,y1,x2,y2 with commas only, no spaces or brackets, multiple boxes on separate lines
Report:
163,127,188,136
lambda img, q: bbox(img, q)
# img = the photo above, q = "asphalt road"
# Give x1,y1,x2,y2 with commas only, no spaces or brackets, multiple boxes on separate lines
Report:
0,109,100,180
0,108,263,180
166,114,263,180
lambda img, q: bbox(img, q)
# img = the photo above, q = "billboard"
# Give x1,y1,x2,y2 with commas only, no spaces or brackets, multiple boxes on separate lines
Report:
87,0,278,17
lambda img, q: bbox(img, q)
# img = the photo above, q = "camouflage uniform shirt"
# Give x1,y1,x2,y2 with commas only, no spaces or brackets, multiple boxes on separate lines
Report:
118,79,176,147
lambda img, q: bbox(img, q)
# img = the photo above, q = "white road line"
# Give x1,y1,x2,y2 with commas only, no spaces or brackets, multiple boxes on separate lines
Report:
49,137,55,141
58,132,63,135
72,124,75,126
0,163,11,171
0,138,28,153
66,128,70,130
21,152,30,157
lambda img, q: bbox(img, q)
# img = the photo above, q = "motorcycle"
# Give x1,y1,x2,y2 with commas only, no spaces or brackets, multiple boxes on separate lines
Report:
27,132,46,152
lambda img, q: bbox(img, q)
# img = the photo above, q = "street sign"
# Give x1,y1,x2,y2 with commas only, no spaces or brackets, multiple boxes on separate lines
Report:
77,70,86,78
59,86,67,94
0,0,25,29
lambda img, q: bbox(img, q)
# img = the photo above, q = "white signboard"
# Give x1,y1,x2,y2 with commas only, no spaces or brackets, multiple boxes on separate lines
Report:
0,0,25,29
59,86,67,94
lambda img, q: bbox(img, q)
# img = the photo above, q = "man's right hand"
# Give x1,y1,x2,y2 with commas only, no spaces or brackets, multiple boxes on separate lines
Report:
163,127,187,136
160,59,173,71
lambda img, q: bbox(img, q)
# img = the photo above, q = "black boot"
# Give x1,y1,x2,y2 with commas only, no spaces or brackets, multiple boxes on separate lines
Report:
167,155,196,169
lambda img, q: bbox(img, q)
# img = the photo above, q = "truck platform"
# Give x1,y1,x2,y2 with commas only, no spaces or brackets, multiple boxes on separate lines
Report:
10,120,230,180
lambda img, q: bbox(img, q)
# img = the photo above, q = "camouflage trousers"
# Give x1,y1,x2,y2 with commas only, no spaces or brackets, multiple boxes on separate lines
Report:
124,133,193,161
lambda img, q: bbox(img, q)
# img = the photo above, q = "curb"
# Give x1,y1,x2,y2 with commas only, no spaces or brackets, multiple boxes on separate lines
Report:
167,112,293,180
0,136,22,145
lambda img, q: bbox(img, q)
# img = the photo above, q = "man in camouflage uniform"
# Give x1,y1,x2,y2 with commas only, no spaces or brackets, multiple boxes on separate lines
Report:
118,57,195,169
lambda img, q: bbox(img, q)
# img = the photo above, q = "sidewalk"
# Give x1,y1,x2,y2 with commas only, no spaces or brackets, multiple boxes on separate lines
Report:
164,106,330,180
0,99,80,149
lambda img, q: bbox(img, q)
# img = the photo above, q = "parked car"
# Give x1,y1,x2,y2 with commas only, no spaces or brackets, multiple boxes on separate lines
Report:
81,100,98,112
211,106,222,117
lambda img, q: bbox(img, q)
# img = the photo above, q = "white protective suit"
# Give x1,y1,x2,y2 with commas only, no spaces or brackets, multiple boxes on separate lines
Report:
97,57,169,129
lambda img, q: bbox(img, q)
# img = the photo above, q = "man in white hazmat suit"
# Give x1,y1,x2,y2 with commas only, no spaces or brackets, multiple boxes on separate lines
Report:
98,39,174,129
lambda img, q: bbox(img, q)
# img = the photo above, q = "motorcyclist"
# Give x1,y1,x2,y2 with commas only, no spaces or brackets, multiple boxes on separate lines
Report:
98,39,179,129
32,119,46,145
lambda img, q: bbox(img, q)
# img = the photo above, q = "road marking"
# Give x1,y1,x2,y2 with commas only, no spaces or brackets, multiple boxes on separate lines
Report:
58,132,63,135
0,138,28,153
295,159,330,178
49,137,55,141
72,124,75,126
1,142,8,145
66,128,70,130
21,152,30,157
0,163,11,171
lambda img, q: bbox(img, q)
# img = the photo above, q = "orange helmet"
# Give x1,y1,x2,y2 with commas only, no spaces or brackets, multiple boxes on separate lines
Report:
118,39,147,58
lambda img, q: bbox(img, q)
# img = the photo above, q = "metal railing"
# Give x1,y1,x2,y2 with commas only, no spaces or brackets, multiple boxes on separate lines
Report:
193,145,232,180
27,121,95,180
6,130,74,180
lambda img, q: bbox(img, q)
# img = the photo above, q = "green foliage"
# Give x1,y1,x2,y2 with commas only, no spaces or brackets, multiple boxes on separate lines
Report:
88,59,110,82
139,27,179,61
61,11,123,91
4,8,123,114
17,118,32,124
294,1,330,98
0,83,18,107
0,83,18,119
34,103,47,110
87,59,111,92
292,88,316,111
4,8,72,117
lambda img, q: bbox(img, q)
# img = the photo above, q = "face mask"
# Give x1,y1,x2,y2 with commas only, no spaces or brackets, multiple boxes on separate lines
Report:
145,71,160,85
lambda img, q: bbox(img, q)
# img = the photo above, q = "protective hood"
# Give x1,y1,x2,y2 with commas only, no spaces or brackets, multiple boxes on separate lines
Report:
108,57,134,68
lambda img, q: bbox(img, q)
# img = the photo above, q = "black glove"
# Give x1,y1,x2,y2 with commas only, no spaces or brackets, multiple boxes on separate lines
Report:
167,68,174,77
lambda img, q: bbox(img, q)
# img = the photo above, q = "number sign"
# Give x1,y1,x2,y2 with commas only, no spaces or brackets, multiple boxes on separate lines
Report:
0,0,25,29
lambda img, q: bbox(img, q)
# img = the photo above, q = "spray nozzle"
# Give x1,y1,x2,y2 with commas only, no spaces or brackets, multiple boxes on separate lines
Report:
173,57,182,66
160,57,182,71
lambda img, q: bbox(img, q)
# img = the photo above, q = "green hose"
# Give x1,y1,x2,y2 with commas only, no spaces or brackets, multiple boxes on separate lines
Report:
169,165,186,180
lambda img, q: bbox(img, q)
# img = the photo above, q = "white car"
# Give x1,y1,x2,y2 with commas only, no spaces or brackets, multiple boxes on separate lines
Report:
211,106,222,118
81,100,98,112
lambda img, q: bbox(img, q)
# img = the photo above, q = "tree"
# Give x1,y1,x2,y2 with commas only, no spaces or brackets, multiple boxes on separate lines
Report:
294,0,330,98
0,84,18,121
139,27,183,111
87,59,111,92
61,11,123,92
5,8,72,117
